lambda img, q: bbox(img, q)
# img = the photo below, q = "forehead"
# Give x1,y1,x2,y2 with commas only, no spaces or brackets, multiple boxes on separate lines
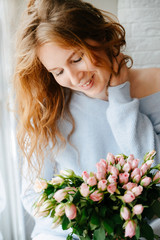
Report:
37,43,77,70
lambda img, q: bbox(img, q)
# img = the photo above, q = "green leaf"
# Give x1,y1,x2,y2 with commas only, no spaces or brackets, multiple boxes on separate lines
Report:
102,219,114,234
93,226,106,240
80,236,91,240
62,215,70,230
67,234,73,240
99,205,107,218
90,211,100,226
140,221,154,240
151,200,160,218
135,225,140,240
73,190,81,204
90,222,98,231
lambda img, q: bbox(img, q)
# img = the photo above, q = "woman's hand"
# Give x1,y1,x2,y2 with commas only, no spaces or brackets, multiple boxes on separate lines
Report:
109,53,129,87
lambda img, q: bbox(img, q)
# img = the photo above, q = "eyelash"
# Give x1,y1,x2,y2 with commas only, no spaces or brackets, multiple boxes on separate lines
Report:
55,53,84,77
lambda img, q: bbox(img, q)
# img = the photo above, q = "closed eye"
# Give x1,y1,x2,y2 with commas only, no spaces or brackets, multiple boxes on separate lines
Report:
55,69,64,76
72,53,84,63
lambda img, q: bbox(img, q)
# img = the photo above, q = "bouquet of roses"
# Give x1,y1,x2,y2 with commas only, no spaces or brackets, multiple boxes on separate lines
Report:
33,150,160,240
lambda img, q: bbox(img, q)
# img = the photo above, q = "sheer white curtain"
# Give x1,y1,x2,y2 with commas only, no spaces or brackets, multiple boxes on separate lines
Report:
0,0,25,239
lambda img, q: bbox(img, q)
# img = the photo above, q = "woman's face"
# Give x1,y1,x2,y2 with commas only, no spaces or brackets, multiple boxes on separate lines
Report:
37,41,112,100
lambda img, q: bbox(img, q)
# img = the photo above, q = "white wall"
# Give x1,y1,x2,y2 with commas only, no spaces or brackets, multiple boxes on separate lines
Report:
118,0,160,68
86,0,117,15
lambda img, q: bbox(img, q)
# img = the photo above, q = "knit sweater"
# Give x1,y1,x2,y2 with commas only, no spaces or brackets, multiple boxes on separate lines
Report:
21,81,160,239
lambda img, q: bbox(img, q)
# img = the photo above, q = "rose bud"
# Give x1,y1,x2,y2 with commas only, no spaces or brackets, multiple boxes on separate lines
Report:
133,204,144,215
54,189,67,202
125,220,136,238
65,203,77,220
140,163,148,176
131,168,141,178
33,208,50,218
96,161,107,174
132,185,143,197
80,183,90,197
87,176,97,186
106,153,115,165
123,182,137,191
90,190,103,201
145,150,156,161
123,191,135,203
153,171,160,183
119,172,129,184
99,158,108,168
118,156,126,166
98,180,107,191
127,154,135,162
131,159,139,169
52,216,61,228
50,177,64,185
107,183,117,194
146,160,154,169
39,200,53,212
123,162,132,172
108,165,119,176
132,174,141,183
60,169,75,178
82,171,90,182
34,178,48,193
108,175,117,183
65,187,77,194
55,203,65,216
120,206,131,220
140,177,152,187
96,171,106,180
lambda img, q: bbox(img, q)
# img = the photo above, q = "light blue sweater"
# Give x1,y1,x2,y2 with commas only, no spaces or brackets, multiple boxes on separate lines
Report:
21,81,160,239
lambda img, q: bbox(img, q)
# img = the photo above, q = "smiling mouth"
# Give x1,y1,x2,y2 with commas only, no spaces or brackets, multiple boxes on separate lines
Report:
80,74,94,88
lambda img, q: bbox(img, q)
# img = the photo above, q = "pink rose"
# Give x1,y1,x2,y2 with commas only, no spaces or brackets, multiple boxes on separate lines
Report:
98,180,107,191
153,171,160,183
120,206,131,220
80,183,90,197
108,166,119,176
125,220,136,238
132,174,141,183
140,177,152,187
123,191,135,203
118,156,126,166
131,168,141,178
123,182,137,191
133,204,144,215
99,158,108,168
82,171,89,182
34,178,48,193
106,153,115,165
123,162,132,172
90,190,103,202
96,161,107,174
107,183,117,194
127,154,135,162
140,163,148,176
132,185,143,197
65,187,77,194
131,159,139,169
96,171,106,180
87,176,97,186
55,203,65,216
108,174,117,183
146,160,154,169
65,203,77,220
54,189,67,202
119,172,129,184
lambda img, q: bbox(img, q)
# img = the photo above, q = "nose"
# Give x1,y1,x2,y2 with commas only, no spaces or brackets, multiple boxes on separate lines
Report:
66,67,84,85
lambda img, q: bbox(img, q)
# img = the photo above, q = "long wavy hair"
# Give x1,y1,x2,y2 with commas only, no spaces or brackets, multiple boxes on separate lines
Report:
13,0,132,174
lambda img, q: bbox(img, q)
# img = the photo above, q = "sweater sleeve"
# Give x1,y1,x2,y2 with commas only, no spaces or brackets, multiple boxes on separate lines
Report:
106,81,160,164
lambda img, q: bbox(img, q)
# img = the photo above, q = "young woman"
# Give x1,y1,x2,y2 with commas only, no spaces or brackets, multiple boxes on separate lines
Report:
13,0,160,239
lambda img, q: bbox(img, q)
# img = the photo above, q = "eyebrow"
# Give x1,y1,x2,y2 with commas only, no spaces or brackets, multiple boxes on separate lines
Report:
48,51,77,72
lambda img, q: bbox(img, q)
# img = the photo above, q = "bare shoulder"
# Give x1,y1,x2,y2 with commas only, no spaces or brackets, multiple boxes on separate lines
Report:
129,68,160,99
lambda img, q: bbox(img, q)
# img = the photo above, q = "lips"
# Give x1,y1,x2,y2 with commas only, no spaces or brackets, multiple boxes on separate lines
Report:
79,74,94,90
